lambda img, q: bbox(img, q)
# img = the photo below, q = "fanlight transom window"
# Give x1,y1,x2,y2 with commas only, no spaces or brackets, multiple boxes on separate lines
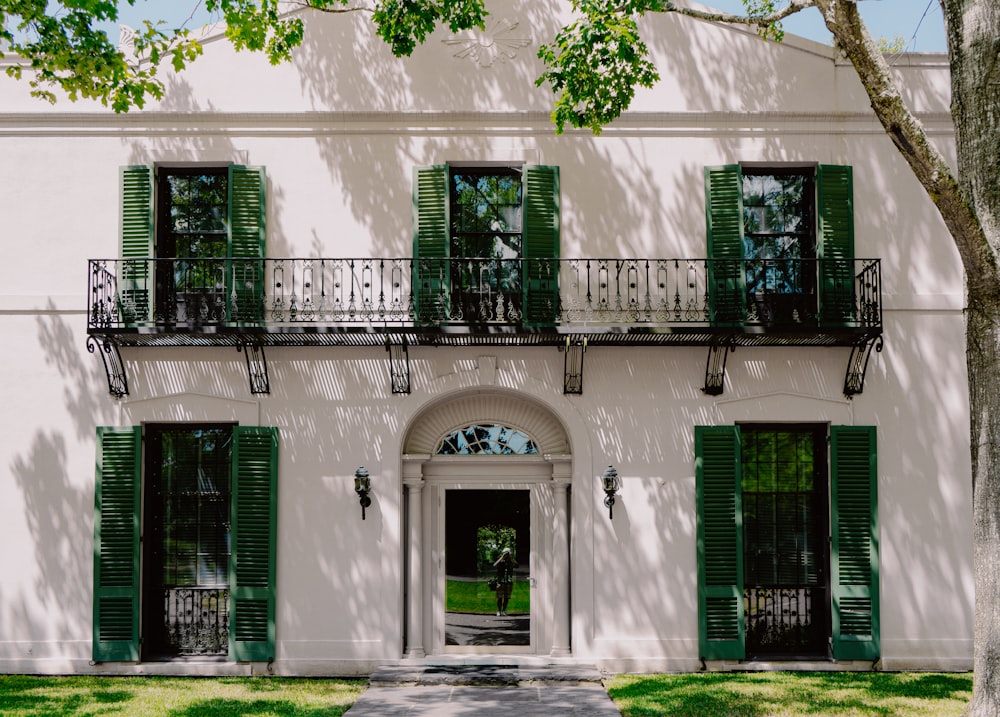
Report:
437,423,539,455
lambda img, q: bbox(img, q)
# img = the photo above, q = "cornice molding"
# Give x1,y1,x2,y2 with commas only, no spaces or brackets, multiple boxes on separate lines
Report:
0,110,955,137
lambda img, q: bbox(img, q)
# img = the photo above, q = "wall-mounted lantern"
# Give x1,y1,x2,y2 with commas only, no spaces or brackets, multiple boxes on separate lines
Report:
602,465,621,520
354,466,372,520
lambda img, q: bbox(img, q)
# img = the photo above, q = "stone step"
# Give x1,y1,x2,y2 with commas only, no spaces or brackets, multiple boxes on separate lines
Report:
369,664,604,687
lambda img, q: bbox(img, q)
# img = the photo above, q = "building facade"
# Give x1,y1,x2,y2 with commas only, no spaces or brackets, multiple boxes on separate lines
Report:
0,2,973,675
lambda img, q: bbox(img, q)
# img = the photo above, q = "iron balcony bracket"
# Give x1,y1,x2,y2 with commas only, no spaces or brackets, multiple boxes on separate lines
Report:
561,337,587,394
702,341,734,396
87,336,129,398
386,337,411,394
843,334,884,398
237,340,270,395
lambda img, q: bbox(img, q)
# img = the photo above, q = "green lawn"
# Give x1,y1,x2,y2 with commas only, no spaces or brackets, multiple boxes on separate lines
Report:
0,671,972,716
605,672,973,717
445,578,530,614
0,675,365,717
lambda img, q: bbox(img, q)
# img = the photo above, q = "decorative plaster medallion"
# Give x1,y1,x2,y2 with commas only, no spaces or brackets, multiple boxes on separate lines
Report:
118,25,137,55
443,17,531,68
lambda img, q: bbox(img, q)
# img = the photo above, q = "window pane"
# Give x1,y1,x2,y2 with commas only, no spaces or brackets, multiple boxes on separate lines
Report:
437,423,538,455
156,427,232,588
742,171,813,298
449,168,524,322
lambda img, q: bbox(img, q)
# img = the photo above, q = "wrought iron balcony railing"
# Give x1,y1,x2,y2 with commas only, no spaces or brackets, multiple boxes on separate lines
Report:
87,257,882,346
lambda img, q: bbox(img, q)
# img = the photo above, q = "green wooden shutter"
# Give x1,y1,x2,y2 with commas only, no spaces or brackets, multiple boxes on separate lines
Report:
695,425,745,660
230,426,278,662
522,165,560,327
817,165,855,326
831,425,880,660
228,165,266,324
93,426,141,662
412,165,450,323
705,165,746,326
119,166,154,325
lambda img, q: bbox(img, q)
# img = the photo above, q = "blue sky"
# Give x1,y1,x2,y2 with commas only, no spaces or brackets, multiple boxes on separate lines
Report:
105,0,947,53
704,0,945,52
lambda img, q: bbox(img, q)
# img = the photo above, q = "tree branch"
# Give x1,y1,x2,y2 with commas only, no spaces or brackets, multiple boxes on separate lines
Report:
666,0,816,29
283,1,373,13
812,0,997,294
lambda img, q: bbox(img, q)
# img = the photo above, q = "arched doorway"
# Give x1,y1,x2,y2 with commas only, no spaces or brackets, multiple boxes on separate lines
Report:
401,391,572,658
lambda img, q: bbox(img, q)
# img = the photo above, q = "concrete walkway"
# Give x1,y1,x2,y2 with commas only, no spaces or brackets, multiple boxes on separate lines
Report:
343,664,623,716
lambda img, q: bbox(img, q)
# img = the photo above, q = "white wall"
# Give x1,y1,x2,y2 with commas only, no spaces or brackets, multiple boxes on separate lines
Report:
0,0,971,673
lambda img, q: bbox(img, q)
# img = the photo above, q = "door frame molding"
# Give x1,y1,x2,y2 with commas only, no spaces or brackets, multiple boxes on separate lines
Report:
402,453,572,658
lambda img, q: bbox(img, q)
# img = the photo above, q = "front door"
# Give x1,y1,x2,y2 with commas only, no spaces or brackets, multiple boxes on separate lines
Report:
444,489,531,650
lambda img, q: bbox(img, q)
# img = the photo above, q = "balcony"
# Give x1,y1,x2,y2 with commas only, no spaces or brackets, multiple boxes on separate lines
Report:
86,257,883,397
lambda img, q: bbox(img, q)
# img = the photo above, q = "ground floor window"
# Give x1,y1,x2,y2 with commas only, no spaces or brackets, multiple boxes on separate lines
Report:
142,424,233,658
741,425,828,658
696,424,878,662
93,424,278,663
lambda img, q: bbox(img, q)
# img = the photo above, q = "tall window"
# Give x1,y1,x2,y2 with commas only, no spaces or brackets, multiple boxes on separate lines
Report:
695,424,879,663
93,424,278,663
155,168,229,323
450,167,524,322
741,425,828,658
412,163,560,326
704,164,854,327
142,424,233,658
742,170,816,301
118,164,266,326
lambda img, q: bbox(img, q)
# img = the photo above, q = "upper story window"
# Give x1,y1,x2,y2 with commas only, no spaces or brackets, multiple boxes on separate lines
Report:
413,163,560,326
449,167,524,320
705,163,854,326
450,167,523,262
157,168,229,261
741,169,816,297
119,164,266,324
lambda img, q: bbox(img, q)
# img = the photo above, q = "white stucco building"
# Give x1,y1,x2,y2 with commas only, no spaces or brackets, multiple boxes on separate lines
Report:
0,2,972,676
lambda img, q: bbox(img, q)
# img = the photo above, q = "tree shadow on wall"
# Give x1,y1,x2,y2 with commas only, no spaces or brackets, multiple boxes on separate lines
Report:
9,304,115,653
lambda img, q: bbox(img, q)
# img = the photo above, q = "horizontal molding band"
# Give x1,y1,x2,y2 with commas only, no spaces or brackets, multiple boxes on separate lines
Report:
0,110,955,138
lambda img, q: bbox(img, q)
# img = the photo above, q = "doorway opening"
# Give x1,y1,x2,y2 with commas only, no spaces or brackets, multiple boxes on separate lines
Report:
445,489,530,648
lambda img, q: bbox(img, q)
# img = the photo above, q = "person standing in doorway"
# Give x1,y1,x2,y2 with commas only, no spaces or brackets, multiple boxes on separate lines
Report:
493,547,517,616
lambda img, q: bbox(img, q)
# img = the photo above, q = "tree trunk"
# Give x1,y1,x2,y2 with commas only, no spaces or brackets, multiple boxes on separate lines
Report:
943,3,1000,713
967,296,1000,715
814,1,1000,712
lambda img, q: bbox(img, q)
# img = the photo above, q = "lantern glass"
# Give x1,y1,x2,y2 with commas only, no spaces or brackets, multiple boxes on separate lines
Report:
602,466,619,493
355,467,370,494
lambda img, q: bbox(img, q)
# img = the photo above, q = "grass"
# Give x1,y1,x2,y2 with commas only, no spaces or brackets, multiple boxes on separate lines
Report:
605,672,973,717
0,671,972,716
445,578,530,614
0,675,365,717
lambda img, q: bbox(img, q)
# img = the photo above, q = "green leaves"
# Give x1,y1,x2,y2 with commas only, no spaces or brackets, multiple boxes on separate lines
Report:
372,0,485,57
208,0,306,64
1,0,489,111
536,2,659,134
1,1,202,111
741,0,784,42
3,0,785,126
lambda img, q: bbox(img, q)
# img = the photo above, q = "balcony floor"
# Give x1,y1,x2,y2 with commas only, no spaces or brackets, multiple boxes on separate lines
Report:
90,323,879,349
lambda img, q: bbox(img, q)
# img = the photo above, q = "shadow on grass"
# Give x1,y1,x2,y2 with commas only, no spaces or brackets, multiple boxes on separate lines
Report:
0,676,133,717
606,672,973,717
0,676,363,717
172,697,352,717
